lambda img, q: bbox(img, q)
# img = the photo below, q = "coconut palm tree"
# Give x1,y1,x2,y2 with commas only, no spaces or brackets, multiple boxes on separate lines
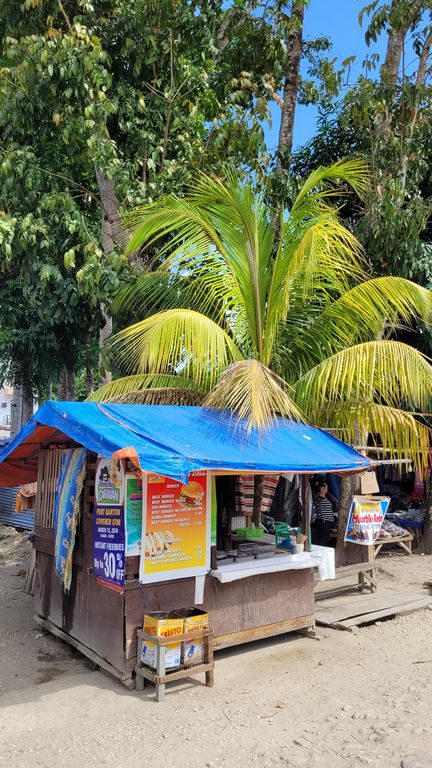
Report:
91,161,432,471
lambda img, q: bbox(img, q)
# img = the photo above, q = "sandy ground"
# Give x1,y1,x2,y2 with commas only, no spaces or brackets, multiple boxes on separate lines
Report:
1,534,432,768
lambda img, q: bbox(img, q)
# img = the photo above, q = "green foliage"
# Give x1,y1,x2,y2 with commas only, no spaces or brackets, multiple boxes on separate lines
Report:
0,0,296,394
292,81,432,280
292,3,432,291
91,167,432,467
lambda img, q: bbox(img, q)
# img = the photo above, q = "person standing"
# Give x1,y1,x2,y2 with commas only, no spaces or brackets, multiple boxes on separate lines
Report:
313,481,336,546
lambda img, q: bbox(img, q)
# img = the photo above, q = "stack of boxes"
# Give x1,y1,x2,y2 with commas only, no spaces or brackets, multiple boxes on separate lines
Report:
141,608,209,669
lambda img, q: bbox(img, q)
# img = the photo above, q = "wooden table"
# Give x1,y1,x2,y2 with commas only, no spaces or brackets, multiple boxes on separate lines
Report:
368,531,413,559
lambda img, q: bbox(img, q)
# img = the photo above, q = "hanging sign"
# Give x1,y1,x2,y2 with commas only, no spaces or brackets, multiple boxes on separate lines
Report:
139,471,210,584
344,495,390,546
93,457,126,591
125,474,143,556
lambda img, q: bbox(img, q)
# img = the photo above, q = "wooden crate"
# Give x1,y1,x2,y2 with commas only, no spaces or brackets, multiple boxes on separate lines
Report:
135,627,214,702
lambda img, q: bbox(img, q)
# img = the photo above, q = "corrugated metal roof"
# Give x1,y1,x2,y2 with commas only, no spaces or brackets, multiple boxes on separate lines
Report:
0,487,34,530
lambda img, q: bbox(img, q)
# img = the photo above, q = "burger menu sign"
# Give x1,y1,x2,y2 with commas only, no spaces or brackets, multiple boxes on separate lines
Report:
139,471,210,584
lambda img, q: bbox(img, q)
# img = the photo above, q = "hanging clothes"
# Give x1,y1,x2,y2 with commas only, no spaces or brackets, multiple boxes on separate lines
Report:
235,475,255,518
270,474,300,526
54,447,87,592
235,474,280,520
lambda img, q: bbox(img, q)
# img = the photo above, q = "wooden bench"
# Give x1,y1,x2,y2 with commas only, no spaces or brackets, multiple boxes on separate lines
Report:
369,531,413,559
135,627,214,702
315,561,377,600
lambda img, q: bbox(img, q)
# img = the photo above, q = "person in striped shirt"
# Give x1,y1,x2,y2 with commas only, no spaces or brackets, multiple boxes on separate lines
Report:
313,481,336,546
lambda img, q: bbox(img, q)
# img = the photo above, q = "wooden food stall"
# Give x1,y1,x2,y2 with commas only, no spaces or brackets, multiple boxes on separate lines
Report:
0,402,371,687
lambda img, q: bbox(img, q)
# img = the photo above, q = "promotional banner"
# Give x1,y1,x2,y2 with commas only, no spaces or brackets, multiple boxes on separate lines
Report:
344,496,390,545
93,457,125,591
139,471,210,584
125,474,143,556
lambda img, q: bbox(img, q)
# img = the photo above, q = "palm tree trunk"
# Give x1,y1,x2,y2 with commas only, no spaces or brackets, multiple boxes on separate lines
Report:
335,474,367,567
421,508,432,555
415,473,432,555
276,2,305,169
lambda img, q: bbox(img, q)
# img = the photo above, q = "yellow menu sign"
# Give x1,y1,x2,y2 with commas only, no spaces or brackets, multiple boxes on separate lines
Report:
139,471,210,584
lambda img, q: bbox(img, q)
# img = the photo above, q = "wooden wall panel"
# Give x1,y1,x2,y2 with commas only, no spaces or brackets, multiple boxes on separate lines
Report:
124,569,315,663
34,451,126,674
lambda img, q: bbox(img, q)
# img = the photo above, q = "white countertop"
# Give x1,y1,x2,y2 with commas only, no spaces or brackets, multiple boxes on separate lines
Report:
211,542,335,584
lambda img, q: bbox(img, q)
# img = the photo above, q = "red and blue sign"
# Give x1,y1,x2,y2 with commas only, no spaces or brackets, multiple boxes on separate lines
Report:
93,457,126,592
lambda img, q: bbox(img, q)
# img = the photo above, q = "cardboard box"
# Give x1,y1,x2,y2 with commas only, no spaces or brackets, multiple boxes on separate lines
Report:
180,608,208,664
360,471,380,495
141,612,184,669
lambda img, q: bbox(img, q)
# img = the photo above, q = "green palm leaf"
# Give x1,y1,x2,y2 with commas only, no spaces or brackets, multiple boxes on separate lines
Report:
291,158,369,211
284,277,432,373
317,401,430,473
94,166,432,466
294,340,432,414
87,374,205,402
205,359,303,431
108,308,243,388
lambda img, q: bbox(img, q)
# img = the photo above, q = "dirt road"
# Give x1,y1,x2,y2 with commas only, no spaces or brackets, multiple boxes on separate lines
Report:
1,542,432,768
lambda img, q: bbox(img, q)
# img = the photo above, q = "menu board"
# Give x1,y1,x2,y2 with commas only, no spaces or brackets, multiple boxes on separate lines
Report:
93,457,125,592
139,471,210,584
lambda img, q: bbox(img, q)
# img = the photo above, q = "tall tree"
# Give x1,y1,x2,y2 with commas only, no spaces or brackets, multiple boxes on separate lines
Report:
276,2,306,166
292,1,432,286
0,0,293,410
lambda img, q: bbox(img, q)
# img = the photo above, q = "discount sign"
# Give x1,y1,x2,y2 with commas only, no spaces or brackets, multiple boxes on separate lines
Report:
93,457,126,592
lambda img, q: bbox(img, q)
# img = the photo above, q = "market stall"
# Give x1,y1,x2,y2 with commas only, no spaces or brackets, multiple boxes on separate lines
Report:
0,401,371,686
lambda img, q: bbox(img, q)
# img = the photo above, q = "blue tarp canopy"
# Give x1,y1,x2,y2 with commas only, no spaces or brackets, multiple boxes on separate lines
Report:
0,401,371,486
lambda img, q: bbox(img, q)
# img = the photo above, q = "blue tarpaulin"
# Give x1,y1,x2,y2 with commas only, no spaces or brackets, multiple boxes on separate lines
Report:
0,401,371,485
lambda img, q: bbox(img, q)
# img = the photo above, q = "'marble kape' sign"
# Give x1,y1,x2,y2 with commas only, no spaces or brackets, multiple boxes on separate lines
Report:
344,496,390,546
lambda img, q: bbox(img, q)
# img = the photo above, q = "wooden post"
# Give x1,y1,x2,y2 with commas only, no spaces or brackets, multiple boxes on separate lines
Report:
156,645,166,703
301,474,311,552
135,634,145,692
205,633,214,688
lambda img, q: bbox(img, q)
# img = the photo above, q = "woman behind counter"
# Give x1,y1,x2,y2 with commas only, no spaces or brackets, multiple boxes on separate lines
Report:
313,481,337,546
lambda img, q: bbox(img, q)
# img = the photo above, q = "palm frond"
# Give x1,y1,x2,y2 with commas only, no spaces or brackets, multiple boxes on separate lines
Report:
107,388,206,406
283,277,432,373
205,359,304,431
122,175,277,356
112,271,226,325
294,340,432,414
88,374,205,402
292,158,369,211
108,309,243,388
264,209,365,360
316,401,430,474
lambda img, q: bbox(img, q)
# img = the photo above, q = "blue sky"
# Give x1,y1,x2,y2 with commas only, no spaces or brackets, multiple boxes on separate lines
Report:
267,0,387,151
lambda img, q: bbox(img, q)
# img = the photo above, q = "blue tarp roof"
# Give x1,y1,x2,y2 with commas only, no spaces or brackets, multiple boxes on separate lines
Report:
0,401,371,485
